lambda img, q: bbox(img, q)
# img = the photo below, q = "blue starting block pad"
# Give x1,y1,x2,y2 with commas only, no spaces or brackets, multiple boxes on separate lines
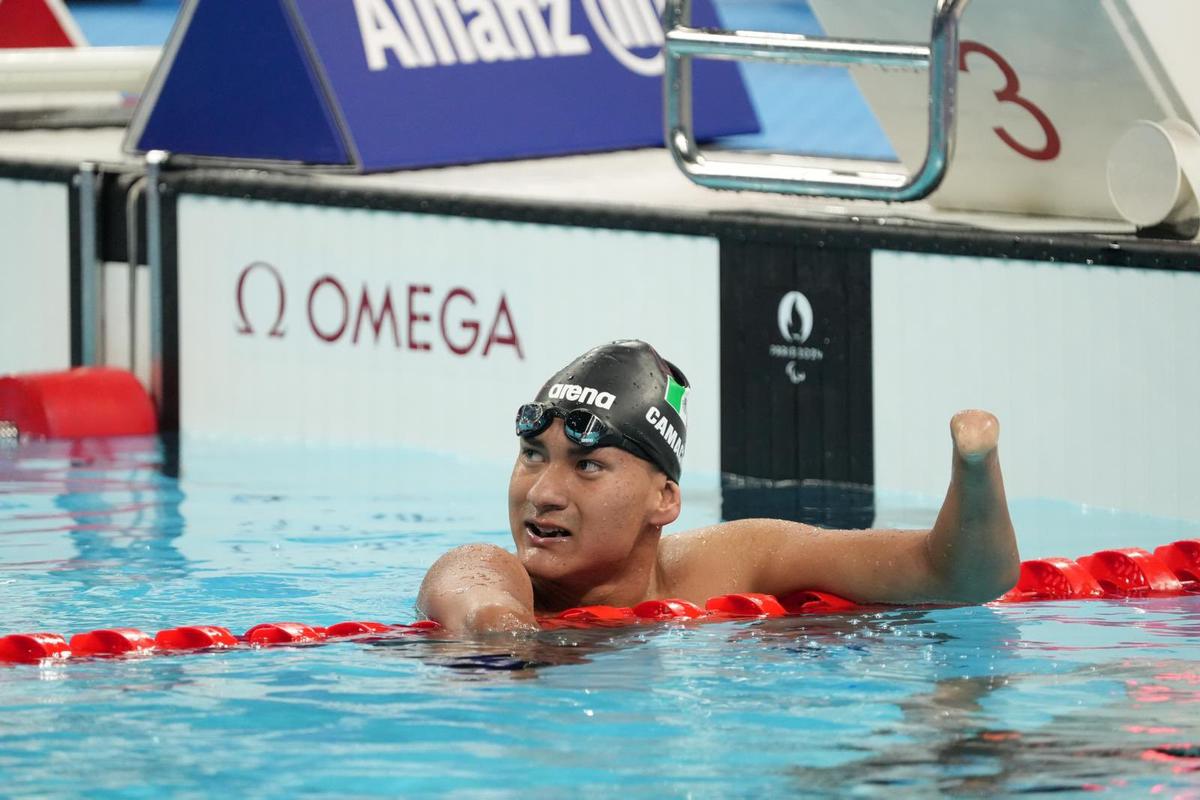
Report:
126,0,759,171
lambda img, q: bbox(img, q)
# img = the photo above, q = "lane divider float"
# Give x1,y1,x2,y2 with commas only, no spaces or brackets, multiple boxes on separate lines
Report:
2,540,1197,665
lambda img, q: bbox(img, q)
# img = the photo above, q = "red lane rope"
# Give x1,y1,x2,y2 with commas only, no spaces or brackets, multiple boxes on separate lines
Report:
2,539,1197,665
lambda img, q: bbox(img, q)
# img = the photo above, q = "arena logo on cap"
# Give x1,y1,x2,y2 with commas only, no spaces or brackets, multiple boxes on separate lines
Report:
547,383,616,409
353,0,666,76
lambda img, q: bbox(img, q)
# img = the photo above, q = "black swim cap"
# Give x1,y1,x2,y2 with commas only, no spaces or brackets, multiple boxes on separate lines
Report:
529,340,689,481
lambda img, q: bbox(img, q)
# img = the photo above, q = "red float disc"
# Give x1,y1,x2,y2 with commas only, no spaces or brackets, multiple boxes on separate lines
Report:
705,593,787,617
155,626,239,650
1078,548,1184,596
0,632,70,663
778,590,859,613
244,622,325,645
69,628,155,657
324,621,394,637
632,598,707,620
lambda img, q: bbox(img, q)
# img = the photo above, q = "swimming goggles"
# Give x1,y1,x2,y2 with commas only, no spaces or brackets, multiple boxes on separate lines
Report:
515,402,649,459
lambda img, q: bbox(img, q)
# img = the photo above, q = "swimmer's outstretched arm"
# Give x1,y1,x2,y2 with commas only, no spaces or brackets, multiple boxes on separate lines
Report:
923,409,1021,602
684,410,1019,605
416,543,540,635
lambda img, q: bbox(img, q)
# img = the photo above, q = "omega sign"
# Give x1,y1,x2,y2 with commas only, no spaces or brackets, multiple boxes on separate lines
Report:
234,261,523,358
768,290,823,384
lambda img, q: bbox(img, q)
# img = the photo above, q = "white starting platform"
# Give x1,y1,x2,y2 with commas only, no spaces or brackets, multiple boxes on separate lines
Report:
4,0,1200,526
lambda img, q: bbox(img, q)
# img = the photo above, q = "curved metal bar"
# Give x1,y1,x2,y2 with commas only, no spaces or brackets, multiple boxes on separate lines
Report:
663,0,971,202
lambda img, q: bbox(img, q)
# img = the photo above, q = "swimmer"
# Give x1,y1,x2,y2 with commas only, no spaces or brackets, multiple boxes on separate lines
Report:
418,340,1019,634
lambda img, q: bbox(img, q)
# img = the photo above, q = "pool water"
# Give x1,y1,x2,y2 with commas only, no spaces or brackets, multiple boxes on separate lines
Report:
1,437,1199,798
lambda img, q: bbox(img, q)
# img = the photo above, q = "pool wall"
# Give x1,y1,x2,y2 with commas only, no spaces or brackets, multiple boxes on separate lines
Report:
173,195,722,473
0,170,74,374
4,144,1200,523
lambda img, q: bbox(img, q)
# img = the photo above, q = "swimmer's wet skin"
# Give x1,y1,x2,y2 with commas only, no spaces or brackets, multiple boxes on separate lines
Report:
417,340,1020,636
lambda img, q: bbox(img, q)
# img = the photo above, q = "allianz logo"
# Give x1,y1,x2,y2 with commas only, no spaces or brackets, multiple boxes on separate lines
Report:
354,0,667,77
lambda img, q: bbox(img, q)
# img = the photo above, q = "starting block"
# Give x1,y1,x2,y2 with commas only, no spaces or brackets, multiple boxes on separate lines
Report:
804,0,1200,230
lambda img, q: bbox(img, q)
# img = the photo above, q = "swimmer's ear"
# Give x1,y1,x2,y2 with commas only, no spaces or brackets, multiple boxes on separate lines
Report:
648,478,682,528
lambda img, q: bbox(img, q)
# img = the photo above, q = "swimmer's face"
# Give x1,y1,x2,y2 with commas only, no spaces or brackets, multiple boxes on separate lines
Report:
509,419,681,590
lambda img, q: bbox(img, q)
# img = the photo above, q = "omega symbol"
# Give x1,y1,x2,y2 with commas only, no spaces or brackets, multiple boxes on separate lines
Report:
235,261,287,338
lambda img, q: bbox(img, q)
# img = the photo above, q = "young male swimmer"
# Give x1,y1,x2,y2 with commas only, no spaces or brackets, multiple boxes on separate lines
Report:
418,340,1019,634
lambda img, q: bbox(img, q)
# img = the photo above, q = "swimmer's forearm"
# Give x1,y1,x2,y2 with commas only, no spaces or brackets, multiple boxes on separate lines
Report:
420,588,539,636
416,544,539,635
461,600,539,635
927,419,1020,602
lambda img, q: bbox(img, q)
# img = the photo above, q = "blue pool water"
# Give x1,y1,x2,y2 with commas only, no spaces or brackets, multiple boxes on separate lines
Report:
1,437,1199,798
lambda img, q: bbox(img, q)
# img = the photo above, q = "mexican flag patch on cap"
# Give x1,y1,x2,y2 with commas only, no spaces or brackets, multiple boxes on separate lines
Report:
665,376,689,424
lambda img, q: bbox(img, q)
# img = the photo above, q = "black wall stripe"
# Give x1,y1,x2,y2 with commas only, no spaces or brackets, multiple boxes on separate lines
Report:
159,186,180,438
67,175,83,367
720,241,874,528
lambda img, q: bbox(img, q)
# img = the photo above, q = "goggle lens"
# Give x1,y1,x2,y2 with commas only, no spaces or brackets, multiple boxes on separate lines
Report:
515,403,616,448
515,403,552,437
564,409,610,447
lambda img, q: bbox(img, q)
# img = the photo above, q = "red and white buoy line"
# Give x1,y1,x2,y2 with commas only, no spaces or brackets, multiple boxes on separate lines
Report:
1,540,1196,665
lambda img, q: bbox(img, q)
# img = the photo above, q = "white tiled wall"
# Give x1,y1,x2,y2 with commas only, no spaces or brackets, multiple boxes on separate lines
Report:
873,250,1200,519
174,195,723,474
0,178,70,374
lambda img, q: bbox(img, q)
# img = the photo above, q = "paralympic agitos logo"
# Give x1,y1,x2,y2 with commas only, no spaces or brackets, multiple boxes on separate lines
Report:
234,262,524,358
769,290,822,385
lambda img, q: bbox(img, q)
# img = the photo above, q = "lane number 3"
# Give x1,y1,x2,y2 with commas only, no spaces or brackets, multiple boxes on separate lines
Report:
959,40,1062,162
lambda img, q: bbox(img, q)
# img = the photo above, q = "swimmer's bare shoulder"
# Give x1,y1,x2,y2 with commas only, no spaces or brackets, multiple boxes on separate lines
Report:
417,543,538,634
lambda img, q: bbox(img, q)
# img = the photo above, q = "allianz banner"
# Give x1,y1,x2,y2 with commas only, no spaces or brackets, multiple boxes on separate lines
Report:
127,0,759,171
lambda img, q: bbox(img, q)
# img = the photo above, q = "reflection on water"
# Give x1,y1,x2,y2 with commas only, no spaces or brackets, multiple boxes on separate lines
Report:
787,660,1200,797
1,437,1199,798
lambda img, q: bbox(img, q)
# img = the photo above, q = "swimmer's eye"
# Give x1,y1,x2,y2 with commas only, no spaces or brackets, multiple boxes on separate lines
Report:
520,447,546,463
577,458,603,473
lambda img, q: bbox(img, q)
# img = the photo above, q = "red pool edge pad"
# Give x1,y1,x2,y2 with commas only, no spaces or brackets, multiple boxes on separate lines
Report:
4,538,1200,665
0,367,157,439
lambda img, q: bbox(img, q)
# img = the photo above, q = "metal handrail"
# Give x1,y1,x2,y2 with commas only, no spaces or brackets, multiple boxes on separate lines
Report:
663,0,971,201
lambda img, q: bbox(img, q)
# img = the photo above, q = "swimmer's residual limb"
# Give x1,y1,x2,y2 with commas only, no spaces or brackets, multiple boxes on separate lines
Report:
2,541,1197,665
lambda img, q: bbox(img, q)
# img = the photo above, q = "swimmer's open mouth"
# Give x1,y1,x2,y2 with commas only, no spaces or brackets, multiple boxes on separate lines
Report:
526,521,573,539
